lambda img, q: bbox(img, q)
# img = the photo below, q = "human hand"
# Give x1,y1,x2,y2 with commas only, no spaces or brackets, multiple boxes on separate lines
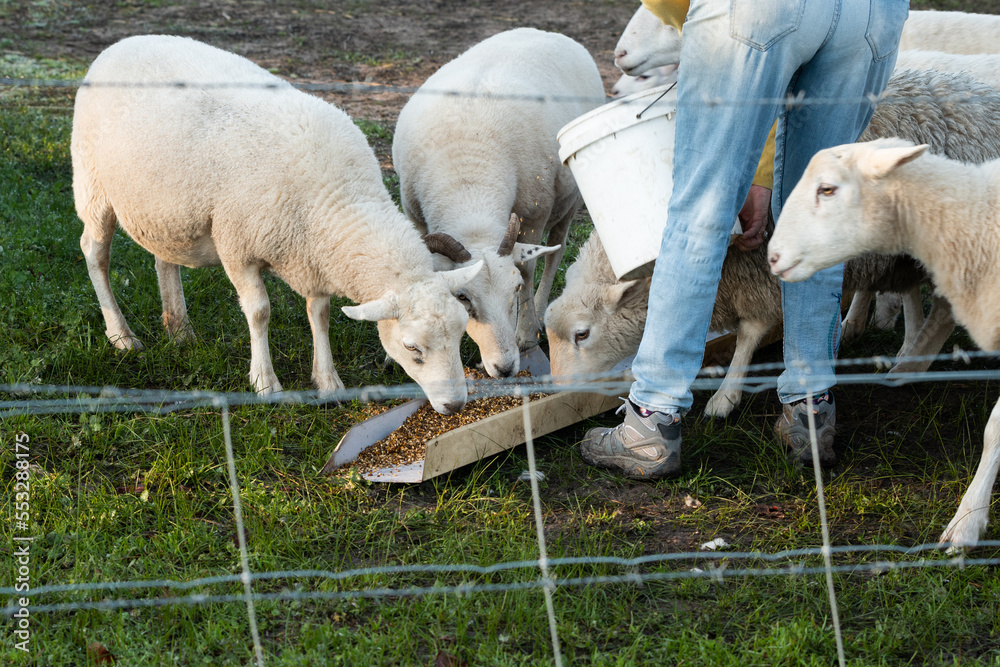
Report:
735,184,771,252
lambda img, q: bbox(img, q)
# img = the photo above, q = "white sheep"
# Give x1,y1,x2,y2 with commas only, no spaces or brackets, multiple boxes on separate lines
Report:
546,67,1000,415
72,35,483,414
392,28,605,377
613,5,682,76
899,10,1000,55
610,64,678,99
767,138,1000,548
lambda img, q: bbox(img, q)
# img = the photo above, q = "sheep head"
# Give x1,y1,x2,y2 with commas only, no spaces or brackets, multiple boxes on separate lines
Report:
342,260,484,415
545,236,649,382
769,139,928,282
614,5,682,76
424,213,561,378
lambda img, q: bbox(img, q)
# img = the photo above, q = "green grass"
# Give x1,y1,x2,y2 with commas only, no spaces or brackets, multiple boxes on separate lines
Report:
2,9,1000,666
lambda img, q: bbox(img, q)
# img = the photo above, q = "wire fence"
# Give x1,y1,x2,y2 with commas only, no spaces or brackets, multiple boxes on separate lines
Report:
4,347,1000,666
4,74,1000,109
3,72,1000,664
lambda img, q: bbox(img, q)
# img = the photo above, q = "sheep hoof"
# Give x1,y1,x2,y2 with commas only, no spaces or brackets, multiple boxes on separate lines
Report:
314,375,346,398
704,392,739,419
938,513,986,553
108,331,144,351
168,326,197,345
252,375,284,396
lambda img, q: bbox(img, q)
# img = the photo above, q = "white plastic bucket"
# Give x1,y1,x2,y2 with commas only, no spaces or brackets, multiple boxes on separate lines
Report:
557,83,679,281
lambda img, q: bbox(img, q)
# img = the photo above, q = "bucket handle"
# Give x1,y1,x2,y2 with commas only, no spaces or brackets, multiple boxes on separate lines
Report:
636,81,677,120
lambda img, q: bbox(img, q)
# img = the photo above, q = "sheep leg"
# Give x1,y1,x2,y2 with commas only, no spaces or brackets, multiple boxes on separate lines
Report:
79,206,143,350
154,256,196,342
227,265,282,394
889,294,954,374
939,395,1000,551
703,318,771,419
898,285,926,353
306,295,345,395
840,289,871,343
872,291,903,330
532,208,573,322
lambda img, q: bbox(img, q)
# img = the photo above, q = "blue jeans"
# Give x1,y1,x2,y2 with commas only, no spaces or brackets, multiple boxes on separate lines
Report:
629,0,909,414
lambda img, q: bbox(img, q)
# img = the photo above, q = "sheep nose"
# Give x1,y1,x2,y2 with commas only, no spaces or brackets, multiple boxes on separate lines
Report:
493,363,515,378
443,400,465,415
768,252,780,268
614,47,627,61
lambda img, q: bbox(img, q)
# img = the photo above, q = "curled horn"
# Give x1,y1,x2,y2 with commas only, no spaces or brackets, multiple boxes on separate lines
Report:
498,213,521,257
424,233,472,263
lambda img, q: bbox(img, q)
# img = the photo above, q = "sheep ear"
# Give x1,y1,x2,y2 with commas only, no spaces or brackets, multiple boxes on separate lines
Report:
440,259,484,291
860,143,929,179
607,279,647,311
514,243,561,264
342,296,399,322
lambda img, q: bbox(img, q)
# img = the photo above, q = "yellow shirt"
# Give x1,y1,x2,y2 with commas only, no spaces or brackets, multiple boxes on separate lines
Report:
640,0,776,190
641,0,689,30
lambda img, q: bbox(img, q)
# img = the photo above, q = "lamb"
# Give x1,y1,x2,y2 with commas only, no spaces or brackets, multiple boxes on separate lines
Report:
546,68,1000,415
898,10,1000,55
392,28,606,377
767,138,1000,548
72,35,482,414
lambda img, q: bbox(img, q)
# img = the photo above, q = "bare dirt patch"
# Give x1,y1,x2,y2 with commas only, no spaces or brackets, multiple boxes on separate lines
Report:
3,0,635,123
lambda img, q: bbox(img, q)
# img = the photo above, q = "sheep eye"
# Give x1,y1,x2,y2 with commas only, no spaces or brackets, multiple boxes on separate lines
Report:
574,329,590,344
403,342,419,352
637,74,650,81
818,184,838,197
456,292,470,302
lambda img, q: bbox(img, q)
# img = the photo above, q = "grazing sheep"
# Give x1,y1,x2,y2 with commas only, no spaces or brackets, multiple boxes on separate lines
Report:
610,64,678,99
767,138,1000,548
899,10,1000,55
72,35,482,414
392,28,606,376
546,68,1000,414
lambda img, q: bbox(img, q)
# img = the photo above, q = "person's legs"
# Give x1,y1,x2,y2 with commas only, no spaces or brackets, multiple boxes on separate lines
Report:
628,0,827,416
774,0,908,404
771,0,907,462
583,0,840,478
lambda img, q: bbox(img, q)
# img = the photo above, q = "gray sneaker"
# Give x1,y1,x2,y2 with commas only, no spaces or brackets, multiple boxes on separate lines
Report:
580,400,681,479
774,391,836,466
